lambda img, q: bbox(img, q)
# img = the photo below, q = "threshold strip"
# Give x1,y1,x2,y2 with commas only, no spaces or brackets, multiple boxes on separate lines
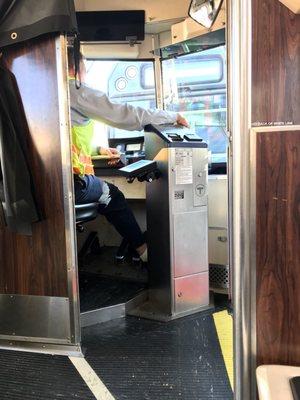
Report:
69,356,116,400
213,310,234,389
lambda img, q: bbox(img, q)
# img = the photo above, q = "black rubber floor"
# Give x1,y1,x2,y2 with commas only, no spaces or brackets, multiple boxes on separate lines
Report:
0,350,94,400
0,300,232,399
82,309,233,400
80,272,146,312
80,246,148,283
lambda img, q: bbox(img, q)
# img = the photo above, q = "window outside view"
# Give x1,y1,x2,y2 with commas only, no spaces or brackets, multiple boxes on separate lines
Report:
162,46,227,165
86,45,227,167
85,60,156,143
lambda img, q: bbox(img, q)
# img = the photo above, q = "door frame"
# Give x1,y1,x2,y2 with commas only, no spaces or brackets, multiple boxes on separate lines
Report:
227,0,257,399
56,34,82,354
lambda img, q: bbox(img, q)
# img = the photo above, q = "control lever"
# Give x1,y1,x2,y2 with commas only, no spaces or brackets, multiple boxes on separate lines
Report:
119,160,160,183
127,169,160,184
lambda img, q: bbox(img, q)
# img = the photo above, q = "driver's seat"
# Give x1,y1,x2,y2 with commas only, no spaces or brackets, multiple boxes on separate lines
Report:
75,203,101,259
75,203,98,232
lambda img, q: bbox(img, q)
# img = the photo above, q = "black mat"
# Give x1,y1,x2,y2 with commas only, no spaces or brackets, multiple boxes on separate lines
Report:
0,296,232,399
80,246,148,284
82,309,233,400
0,350,94,400
80,272,146,312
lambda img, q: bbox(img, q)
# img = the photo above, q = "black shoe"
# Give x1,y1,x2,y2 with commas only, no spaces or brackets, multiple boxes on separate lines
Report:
115,238,129,264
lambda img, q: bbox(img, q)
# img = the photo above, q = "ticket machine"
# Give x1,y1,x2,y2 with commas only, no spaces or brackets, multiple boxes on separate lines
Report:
120,124,210,321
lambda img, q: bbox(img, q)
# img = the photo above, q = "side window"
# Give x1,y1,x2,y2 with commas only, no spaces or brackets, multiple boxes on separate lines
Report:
162,46,227,172
85,60,156,139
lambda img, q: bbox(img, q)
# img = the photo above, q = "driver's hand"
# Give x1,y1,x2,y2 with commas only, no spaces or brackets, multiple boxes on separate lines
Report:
176,114,190,128
99,147,120,165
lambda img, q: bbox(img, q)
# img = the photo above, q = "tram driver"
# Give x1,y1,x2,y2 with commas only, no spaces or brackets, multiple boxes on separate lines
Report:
68,47,188,262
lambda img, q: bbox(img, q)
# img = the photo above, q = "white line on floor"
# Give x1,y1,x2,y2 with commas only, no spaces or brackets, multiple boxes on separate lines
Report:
69,356,116,400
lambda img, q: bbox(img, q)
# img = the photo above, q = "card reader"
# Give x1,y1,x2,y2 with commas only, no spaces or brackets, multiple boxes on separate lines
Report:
168,133,183,142
184,134,203,142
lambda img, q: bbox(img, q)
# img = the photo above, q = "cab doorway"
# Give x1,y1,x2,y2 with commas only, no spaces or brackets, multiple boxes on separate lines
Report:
75,25,233,400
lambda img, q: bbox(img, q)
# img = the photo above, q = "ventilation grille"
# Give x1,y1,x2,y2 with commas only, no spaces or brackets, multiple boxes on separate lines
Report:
209,264,229,289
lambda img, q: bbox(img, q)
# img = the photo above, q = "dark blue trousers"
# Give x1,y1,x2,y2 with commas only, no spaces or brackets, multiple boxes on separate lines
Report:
74,175,144,249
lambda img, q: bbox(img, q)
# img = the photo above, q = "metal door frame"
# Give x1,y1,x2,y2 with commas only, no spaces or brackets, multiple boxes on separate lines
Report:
56,34,81,354
227,0,257,399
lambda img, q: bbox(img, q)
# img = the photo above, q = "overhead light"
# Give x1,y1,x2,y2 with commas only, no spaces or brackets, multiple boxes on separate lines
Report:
188,0,224,29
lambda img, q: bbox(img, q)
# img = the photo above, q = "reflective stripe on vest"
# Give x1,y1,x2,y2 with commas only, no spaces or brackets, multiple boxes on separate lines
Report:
72,120,95,176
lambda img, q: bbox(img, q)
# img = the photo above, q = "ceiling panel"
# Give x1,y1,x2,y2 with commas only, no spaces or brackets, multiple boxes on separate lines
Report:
75,0,191,23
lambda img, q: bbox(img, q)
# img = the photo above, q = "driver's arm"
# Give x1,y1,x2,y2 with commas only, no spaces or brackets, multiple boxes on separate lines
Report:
70,81,187,131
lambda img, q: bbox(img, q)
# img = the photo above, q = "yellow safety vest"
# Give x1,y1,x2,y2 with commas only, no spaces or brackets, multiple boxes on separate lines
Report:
72,119,95,176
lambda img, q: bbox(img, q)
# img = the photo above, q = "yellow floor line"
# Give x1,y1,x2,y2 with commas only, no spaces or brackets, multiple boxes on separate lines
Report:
213,310,234,390
69,356,116,400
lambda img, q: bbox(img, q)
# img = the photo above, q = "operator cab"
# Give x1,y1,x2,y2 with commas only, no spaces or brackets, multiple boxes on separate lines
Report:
0,1,232,398
74,43,231,389
75,14,229,326
1,1,299,399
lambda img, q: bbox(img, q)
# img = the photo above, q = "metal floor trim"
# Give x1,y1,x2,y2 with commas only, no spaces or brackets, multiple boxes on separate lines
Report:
0,339,82,357
81,303,125,328
80,290,148,328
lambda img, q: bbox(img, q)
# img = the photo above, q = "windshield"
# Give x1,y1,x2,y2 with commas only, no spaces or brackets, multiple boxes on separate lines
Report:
85,46,227,170
162,46,227,165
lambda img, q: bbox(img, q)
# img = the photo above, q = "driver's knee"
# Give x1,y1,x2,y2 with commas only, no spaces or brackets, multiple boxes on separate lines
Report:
99,182,126,213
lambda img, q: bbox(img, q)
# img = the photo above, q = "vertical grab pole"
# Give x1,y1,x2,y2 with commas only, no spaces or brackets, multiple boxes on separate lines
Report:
227,0,256,399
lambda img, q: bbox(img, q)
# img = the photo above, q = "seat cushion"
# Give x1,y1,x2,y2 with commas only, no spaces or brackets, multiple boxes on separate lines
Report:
75,203,98,224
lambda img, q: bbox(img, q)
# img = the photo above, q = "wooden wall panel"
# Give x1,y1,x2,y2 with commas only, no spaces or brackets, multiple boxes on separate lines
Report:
0,35,69,297
256,130,300,365
252,0,300,125
253,0,300,367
